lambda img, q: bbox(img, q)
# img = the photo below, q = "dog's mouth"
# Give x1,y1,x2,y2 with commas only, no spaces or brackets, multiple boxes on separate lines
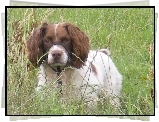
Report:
49,62,67,67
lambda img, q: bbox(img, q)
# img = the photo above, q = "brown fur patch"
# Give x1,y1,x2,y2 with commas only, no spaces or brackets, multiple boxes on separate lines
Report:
90,62,97,75
99,49,111,56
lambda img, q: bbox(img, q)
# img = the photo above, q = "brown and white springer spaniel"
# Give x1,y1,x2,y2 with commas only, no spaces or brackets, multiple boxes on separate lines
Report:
27,22,122,108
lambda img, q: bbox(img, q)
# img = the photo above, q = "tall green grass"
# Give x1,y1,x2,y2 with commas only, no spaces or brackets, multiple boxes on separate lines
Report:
7,8,154,115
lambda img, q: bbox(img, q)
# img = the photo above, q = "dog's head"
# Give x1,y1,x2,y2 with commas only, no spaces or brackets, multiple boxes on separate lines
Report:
27,22,90,69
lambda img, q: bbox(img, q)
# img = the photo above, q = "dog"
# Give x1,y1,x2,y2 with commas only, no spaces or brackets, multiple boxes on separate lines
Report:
27,22,122,109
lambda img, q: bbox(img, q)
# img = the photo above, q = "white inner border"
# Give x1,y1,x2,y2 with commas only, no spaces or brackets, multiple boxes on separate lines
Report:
0,0,158,121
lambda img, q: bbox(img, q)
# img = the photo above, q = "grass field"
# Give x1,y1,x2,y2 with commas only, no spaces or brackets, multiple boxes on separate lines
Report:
7,8,154,115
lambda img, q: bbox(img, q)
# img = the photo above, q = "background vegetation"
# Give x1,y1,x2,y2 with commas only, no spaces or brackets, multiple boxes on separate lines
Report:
7,8,154,115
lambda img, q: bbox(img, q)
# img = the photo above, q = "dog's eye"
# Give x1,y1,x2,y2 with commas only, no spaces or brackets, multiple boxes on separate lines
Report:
44,39,50,43
62,39,70,43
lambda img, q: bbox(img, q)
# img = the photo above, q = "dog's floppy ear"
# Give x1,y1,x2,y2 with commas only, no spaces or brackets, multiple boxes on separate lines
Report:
27,22,48,67
63,22,90,69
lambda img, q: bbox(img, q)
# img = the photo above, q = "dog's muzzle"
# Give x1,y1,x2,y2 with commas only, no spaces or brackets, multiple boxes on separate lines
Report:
47,42,72,66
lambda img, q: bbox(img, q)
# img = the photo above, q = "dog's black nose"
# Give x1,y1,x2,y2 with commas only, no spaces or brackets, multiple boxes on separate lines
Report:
52,51,62,59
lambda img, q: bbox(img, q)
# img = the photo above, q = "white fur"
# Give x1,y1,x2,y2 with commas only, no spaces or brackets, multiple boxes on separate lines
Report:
54,24,59,41
36,49,122,107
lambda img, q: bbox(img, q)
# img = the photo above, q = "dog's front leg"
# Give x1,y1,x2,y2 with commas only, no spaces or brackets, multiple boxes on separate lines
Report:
36,64,47,92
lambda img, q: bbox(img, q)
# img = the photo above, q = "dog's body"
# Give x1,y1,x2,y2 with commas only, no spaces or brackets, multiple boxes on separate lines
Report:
27,22,122,107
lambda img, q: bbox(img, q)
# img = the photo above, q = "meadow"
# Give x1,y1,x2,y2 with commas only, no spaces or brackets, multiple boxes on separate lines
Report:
7,8,154,115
